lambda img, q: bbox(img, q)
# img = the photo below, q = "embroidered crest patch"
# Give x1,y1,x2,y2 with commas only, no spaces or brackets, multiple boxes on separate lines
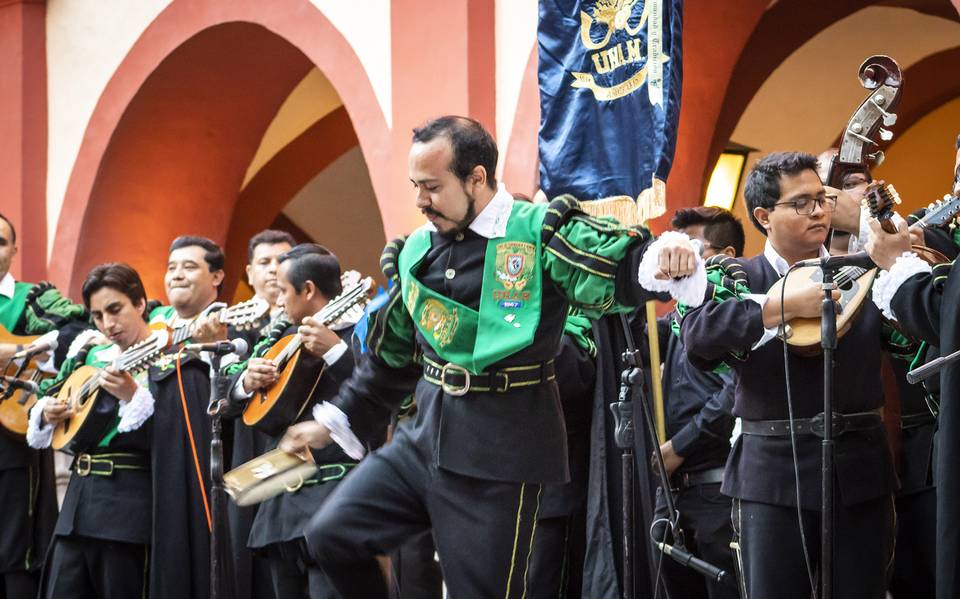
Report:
495,242,535,291
419,299,459,348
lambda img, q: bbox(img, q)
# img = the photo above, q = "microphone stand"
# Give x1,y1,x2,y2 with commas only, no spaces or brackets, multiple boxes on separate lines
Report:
819,266,840,599
612,314,677,599
208,355,235,599
614,314,729,599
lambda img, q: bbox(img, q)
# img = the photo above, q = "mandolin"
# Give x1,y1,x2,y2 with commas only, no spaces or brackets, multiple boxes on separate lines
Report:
766,266,878,357
242,273,374,434
0,326,54,439
51,297,269,453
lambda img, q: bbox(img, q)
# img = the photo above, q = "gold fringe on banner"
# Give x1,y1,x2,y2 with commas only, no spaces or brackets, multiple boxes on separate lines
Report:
578,176,667,227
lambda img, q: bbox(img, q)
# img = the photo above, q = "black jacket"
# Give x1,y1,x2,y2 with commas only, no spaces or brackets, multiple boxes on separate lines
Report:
681,254,896,509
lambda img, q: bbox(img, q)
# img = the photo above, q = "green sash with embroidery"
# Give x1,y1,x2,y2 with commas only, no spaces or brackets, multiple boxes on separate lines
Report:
398,200,546,373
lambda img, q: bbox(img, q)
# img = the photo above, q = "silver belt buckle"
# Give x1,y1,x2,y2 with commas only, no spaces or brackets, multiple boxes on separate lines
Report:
440,363,471,397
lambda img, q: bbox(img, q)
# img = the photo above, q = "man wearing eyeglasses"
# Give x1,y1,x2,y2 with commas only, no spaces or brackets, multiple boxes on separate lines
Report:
679,152,897,599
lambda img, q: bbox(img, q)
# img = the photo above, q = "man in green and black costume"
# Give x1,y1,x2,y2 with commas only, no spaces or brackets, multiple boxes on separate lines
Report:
224,243,376,598
864,134,960,599
227,229,294,599
0,213,88,599
148,235,227,338
279,116,704,597
27,262,213,599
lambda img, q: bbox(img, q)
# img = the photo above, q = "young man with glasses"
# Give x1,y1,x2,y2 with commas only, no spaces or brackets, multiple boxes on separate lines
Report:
680,152,896,598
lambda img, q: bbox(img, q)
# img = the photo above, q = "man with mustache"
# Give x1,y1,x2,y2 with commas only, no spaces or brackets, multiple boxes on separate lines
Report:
279,115,704,597
681,152,896,599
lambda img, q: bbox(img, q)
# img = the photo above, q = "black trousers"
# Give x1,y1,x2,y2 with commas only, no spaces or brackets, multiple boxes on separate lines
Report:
731,495,895,599
888,487,936,598
41,535,147,599
263,540,336,599
527,513,585,599
390,531,443,599
653,482,739,599
305,434,542,599
0,570,37,599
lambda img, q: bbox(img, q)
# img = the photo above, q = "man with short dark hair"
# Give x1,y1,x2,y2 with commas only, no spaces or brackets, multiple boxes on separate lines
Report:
153,235,225,330
28,262,215,599
681,152,896,598
278,115,704,597
0,214,87,599
228,229,295,599
224,243,372,599
652,206,742,599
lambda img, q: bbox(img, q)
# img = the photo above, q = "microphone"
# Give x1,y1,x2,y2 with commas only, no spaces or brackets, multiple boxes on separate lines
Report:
1,375,41,395
796,251,876,270
656,541,729,583
182,338,249,358
12,339,58,361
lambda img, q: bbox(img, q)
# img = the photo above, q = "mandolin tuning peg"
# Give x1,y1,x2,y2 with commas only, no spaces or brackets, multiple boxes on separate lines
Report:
879,128,893,141
882,112,897,127
867,151,885,166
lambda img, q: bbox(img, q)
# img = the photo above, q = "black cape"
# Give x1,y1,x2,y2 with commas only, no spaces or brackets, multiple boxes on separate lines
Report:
582,313,659,598
892,261,960,599
149,353,212,599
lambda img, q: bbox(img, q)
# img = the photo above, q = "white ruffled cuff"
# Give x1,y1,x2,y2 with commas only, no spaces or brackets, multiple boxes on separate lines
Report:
313,401,365,460
637,231,708,307
872,252,932,321
117,384,155,433
26,397,55,449
66,329,103,360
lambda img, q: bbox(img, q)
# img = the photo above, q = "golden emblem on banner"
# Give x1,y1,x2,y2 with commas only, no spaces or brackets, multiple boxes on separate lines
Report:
571,0,667,104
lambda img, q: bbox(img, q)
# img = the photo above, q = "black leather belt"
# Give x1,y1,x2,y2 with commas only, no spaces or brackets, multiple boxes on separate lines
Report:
900,411,936,430
422,356,556,396
675,467,725,489
73,452,150,477
741,409,882,439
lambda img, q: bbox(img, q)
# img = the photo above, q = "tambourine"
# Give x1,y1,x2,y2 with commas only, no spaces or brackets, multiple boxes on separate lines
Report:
223,448,318,506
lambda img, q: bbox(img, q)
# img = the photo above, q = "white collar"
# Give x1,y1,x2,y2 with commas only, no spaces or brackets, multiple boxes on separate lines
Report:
0,273,14,299
423,183,514,239
762,240,829,276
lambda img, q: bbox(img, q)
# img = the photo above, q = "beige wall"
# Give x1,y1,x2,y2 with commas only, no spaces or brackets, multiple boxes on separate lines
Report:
495,0,538,171
873,97,960,214
242,68,345,187
282,146,386,284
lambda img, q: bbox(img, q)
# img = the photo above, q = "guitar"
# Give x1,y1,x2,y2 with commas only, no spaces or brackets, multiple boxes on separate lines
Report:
0,326,54,439
52,297,269,453
242,273,374,434
864,182,959,264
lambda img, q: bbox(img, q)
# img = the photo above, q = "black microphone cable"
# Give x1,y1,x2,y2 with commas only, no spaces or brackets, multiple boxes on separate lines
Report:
780,264,818,597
